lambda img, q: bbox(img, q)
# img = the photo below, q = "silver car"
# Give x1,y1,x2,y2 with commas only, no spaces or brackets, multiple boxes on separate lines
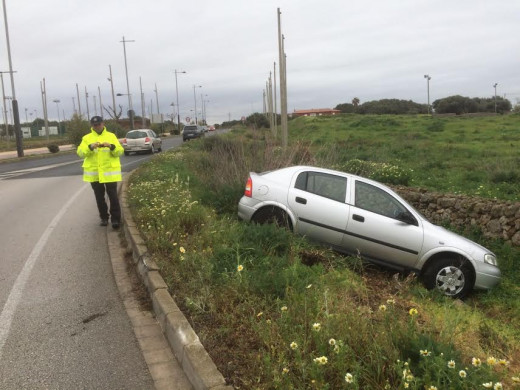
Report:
122,129,162,155
238,166,501,298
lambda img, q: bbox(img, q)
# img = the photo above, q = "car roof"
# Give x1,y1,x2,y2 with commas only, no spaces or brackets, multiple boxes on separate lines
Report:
263,165,395,192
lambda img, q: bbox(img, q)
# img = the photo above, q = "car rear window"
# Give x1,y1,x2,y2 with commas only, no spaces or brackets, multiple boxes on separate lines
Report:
295,171,347,202
126,131,147,139
183,126,198,131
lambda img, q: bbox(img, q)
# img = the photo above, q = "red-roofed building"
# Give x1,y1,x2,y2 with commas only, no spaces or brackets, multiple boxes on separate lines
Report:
291,108,341,117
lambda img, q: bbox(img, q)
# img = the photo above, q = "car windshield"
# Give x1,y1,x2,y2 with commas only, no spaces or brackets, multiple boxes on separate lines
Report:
126,131,148,139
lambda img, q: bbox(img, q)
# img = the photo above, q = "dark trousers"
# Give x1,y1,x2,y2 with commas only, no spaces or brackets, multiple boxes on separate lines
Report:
90,181,121,222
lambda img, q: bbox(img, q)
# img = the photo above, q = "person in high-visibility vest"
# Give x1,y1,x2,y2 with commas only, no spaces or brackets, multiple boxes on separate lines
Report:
77,116,124,229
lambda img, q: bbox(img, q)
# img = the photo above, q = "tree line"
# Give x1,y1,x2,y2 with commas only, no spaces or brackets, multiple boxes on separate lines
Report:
335,96,513,115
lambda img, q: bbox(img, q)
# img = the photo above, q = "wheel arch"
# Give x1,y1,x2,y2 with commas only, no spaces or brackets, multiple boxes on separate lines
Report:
420,251,476,282
251,204,296,231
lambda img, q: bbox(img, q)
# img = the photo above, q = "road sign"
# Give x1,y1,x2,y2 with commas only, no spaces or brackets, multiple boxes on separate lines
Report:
185,117,190,122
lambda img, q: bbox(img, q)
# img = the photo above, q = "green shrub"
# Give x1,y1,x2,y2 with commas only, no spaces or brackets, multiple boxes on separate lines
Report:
47,144,60,153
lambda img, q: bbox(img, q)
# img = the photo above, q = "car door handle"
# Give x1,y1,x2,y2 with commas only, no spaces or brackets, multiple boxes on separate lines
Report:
353,214,365,223
295,197,307,205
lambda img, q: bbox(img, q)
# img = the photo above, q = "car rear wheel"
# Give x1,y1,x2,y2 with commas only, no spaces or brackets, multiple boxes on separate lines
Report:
422,257,474,299
149,145,156,154
124,151,129,156
252,207,292,230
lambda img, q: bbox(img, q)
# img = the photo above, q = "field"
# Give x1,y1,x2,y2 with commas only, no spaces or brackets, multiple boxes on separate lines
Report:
128,114,520,389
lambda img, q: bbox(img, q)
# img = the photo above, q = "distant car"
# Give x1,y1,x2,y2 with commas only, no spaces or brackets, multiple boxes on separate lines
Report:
122,129,162,155
237,166,501,298
201,126,209,133
208,126,216,131
182,125,205,142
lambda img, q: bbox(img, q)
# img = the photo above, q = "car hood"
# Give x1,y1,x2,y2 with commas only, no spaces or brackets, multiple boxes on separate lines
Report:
421,219,493,258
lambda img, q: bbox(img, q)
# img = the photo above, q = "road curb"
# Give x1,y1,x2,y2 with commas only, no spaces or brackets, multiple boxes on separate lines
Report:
120,175,232,390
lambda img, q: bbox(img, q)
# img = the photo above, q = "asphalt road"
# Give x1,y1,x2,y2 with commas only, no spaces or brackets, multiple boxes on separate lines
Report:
0,134,184,389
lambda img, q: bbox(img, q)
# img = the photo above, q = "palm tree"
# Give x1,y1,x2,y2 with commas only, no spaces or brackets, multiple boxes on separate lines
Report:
352,97,360,107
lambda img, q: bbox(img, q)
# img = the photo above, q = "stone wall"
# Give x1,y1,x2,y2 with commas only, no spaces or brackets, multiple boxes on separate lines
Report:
393,186,520,247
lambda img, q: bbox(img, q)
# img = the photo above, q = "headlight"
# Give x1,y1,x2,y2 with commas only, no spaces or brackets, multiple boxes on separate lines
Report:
484,254,498,266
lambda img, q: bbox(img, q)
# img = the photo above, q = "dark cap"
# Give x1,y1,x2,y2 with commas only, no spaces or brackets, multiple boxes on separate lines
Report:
90,116,103,125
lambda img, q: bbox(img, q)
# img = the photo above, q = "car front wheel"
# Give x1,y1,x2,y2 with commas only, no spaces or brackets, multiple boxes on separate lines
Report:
422,257,474,299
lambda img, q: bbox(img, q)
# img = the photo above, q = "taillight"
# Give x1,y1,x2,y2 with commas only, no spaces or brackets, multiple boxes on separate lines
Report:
122,138,127,145
145,137,151,143
244,177,253,197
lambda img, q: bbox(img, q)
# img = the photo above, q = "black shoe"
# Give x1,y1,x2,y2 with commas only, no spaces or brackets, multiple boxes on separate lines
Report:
112,221,120,229
100,219,108,226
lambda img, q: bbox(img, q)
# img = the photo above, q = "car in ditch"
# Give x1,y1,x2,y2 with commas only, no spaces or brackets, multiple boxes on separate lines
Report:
237,165,501,298
121,129,162,155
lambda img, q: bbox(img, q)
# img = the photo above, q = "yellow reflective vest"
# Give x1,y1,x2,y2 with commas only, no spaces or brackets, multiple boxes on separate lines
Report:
77,127,124,183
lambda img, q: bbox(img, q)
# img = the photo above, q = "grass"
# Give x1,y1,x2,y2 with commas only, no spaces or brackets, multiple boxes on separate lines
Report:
127,115,520,389
0,134,71,152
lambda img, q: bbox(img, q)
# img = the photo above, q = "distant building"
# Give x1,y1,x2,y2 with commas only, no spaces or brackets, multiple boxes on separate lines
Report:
291,108,341,117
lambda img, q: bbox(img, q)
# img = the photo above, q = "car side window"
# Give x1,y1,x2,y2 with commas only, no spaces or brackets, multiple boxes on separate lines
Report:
355,181,408,219
295,171,347,202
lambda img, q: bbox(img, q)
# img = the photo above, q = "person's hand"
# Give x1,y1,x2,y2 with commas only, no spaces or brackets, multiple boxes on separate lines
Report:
90,143,99,149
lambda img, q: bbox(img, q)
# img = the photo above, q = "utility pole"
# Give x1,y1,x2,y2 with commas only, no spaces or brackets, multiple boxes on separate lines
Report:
2,0,23,156
85,86,90,120
424,75,431,114
174,70,186,134
277,8,288,149
493,83,498,113
40,78,49,140
72,96,76,115
140,77,145,128
93,95,97,116
273,62,278,137
108,65,117,121
98,86,103,118
0,72,9,142
76,83,82,118
120,36,135,129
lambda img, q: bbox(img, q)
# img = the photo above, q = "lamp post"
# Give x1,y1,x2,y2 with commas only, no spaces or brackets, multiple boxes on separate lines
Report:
2,0,23,156
170,102,175,126
493,83,498,113
193,85,202,125
120,36,135,129
424,74,431,115
174,70,186,133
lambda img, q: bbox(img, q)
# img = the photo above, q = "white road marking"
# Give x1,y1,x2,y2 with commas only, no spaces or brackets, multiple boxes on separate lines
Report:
0,183,88,357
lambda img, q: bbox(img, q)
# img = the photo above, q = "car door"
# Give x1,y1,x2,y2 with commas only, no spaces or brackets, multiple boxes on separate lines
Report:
287,170,350,248
342,179,423,269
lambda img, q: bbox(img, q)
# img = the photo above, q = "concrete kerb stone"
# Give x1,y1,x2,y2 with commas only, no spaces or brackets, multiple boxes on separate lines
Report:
120,175,232,390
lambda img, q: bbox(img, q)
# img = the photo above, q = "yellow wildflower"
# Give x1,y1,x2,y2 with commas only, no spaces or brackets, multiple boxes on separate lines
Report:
237,264,244,272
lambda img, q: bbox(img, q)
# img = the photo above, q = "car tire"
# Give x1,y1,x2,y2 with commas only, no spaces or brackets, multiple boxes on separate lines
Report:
124,151,129,156
149,145,155,154
252,207,292,230
422,256,474,299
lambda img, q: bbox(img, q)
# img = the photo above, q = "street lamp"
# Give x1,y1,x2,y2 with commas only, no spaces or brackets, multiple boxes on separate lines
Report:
170,102,175,125
424,74,431,115
174,70,186,133
193,85,202,125
52,99,60,134
493,83,498,113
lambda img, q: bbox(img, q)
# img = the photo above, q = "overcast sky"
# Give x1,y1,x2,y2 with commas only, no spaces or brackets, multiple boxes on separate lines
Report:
1,0,519,125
